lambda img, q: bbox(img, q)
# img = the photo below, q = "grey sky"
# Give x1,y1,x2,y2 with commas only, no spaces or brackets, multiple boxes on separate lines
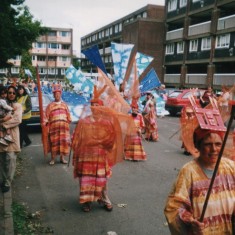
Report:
24,0,165,55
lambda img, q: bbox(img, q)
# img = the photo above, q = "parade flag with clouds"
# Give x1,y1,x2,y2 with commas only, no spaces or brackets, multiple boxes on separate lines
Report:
139,68,161,93
135,52,154,77
25,69,32,77
111,42,134,86
65,65,93,95
82,45,107,75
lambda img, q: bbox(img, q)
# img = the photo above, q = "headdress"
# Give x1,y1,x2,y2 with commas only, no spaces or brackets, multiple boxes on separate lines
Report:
52,83,62,93
181,95,227,157
90,85,107,106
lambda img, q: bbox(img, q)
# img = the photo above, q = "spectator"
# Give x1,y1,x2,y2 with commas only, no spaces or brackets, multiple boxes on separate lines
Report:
0,86,22,193
17,85,32,148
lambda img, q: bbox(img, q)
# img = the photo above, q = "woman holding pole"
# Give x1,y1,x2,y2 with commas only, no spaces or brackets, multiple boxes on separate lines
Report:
164,89,235,235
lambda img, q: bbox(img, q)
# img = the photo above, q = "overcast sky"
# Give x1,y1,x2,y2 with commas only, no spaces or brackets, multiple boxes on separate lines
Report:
24,0,165,55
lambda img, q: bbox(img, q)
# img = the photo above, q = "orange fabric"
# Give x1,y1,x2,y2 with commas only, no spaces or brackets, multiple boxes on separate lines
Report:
72,106,124,167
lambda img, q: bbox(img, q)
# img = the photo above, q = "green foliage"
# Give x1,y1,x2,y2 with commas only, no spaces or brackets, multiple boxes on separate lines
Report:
0,0,47,68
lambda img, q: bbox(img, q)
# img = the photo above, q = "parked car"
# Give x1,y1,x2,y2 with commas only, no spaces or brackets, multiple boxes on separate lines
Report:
27,93,53,127
165,89,204,116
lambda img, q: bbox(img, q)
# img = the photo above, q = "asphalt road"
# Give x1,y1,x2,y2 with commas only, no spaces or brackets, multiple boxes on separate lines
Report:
12,116,192,235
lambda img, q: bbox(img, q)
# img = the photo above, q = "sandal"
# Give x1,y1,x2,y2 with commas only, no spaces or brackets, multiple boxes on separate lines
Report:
82,202,91,212
98,199,113,212
60,160,68,164
49,160,55,165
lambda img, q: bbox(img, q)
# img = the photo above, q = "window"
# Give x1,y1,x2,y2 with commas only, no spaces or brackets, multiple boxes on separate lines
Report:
105,28,109,37
142,12,147,18
12,55,21,60
48,43,59,49
48,31,56,36
59,56,69,62
201,37,211,50
48,68,57,75
166,43,174,55
62,44,70,50
11,67,19,74
168,0,177,12
119,23,122,31
61,68,66,75
189,39,198,52
35,42,46,49
39,68,47,74
48,56,56,61
109,27,112,35
0,68,7,73
115,24,119,33
37,56,46,61
59,31,70,37
177,42,184,53
216,34,230,48
180,0,187,7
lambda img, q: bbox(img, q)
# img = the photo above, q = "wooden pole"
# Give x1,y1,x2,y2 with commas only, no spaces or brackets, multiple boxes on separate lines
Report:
199,104,235,222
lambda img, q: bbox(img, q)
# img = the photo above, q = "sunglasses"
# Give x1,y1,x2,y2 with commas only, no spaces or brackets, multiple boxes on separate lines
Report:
8,92,16,95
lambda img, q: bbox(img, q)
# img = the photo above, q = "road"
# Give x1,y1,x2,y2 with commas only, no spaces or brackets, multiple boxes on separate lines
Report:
12,116,192,235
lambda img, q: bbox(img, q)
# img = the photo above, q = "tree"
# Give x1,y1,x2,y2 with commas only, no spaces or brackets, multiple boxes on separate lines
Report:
0,0,47,68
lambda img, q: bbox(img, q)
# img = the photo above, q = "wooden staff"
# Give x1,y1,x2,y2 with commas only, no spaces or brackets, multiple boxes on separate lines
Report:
199,104,235,222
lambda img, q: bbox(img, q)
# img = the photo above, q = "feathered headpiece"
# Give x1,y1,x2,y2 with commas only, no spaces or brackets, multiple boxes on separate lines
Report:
90,85,107,106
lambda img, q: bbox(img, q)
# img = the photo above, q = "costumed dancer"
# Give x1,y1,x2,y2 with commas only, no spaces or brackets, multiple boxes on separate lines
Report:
143,98,158,142
165,94,235,235
44,84,71,165
72,85,123,212
124,99,147,161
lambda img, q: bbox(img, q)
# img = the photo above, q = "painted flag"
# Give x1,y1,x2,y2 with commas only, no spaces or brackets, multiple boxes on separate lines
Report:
111,42,134,86
82,45,107,75
139,68,161,93
135,52,154,77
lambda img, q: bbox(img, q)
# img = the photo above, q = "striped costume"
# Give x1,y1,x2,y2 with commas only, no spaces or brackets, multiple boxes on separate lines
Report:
164,158,235,235
124,113,146,161
72,114,116,203
45,101,71,157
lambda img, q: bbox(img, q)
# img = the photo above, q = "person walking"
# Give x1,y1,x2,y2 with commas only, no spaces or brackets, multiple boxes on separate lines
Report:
164,124,235,234
0,86,22,193
17,84,32,148
44,84,71,165
124,101,146,161
72,85,123,212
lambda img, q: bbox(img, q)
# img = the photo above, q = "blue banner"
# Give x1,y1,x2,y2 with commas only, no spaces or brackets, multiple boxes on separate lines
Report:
139,68,161,93
82,45,107,75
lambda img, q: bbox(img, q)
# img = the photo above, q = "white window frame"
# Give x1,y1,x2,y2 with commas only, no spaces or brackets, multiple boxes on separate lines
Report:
168,0,177,12
48,68,57,75
180,0,187,7
0,68,7,73
201,37,211,51
177,42,184,54
216,34,230,48
166,43,174,55
61,68,66,75
189,39,198,52
39,68,47,74
11,67,19,74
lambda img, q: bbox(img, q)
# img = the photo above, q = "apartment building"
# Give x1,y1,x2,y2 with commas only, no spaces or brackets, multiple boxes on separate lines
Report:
80,4,165,81
164,0,235,89
0,27,73,82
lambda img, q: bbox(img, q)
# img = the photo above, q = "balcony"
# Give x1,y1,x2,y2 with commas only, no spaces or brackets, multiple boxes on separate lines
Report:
185,74,207,85
188,21,211,37
166,28,183,41
213,73,235,86
164,74,180,84
217,14,235,30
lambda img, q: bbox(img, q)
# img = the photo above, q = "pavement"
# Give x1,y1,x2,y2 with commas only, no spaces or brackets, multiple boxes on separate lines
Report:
1,188,14,235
